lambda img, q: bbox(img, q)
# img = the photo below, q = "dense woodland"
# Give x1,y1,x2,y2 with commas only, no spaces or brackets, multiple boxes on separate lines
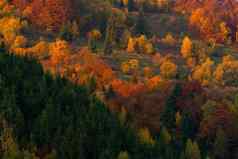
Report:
1,0,238,158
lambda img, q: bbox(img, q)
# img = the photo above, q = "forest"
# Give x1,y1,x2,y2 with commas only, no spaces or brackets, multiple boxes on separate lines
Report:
0,0,238,158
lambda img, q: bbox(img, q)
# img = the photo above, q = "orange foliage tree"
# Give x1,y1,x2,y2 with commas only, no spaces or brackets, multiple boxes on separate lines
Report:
49,39,71,72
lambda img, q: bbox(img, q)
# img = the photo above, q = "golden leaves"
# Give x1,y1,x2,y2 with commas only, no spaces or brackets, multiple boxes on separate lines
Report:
181,36,192,59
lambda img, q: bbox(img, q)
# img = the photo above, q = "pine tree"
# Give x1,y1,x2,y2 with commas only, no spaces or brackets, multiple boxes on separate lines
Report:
181,112,197,140
128,0,134,11
214,128,227,159
117,151,130,159
160,127,172,145
160,83,181,130
193,141,201,159
104,14,116,55
135,8,148,35
0,34,5,53
185,139,201,159
59,22,72,41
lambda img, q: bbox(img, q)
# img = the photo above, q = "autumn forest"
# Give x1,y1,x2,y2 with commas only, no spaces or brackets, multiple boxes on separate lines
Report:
0,0,238,159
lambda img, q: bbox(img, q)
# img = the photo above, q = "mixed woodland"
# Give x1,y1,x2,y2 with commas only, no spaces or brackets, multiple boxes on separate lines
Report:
0,0,238,158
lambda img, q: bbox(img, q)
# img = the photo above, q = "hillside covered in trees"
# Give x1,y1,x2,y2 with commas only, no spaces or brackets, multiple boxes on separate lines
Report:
1,0,238,158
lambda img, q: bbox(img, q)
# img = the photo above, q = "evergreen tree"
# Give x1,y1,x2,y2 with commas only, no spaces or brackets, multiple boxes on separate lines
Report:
0,34,5,53
214,128,227,159
128,0,134,12
104,14,116,55
185,139,201,159
135,8,149,35
160,83,181,130
160,127,172,145
59,23,72,41
181,112,197,140
193,141,201,159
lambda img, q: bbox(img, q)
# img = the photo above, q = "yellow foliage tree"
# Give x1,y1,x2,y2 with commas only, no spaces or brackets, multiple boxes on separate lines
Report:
161,33,176,46
219,22,230,43
160,60,177,79
144,42,154,54
181,36,192,59
214,55,238,86
0,16,23,46
127,35,154,54
192,58,214,86
121,62,130,74
117,151,130,159
138,127,155,146
121,59,139,75
127,37,135,53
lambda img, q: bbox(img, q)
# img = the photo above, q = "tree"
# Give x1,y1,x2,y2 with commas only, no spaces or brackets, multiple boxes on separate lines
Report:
49,39,71,72
127,37,135,53
88,29,102,52
192,58,214,86
71,20,80,39
181,36,192,59
161,83,181,130
160,60,177,79
59,22,72,41
117,151,130,159
214,55,238,86
12,35,27,48
104,13,116,55
135,8,148,35
138,127,155,146
128,0,134,11
181,112,197,140
213,128,227,159
185,139,201,159
218,22,230,43
160,127,171,145
161,33,176,46
0,34,5,53
30,0,72,31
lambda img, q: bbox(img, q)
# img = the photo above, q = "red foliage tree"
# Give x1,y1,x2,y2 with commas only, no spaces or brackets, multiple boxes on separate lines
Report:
176,81,206,124
29,0,72,31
